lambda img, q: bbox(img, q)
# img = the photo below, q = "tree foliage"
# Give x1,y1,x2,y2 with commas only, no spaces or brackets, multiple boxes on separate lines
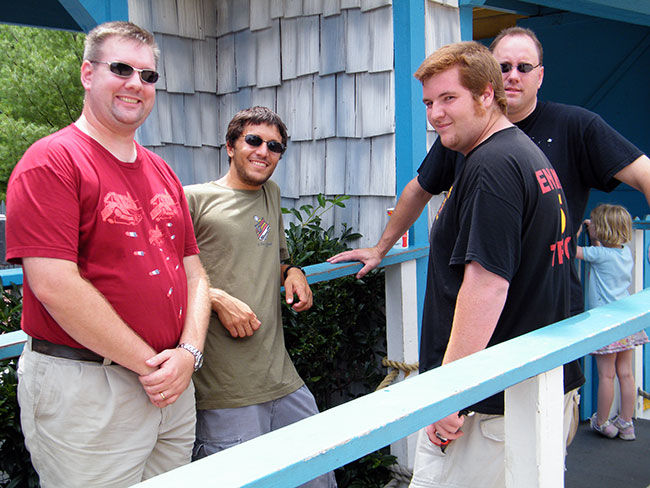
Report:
0,24,85,199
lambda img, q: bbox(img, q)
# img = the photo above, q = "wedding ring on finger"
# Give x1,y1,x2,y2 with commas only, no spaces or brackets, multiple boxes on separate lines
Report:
160,392,166,401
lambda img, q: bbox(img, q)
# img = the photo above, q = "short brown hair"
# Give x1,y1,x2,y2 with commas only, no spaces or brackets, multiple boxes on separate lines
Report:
414,41,507,114
489,26,543,65
590,204,633,246
225,106,289,152
84,21,160,65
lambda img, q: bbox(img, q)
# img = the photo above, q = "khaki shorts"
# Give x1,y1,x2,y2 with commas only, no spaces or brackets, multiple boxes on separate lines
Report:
409,389,580,488
18,341,196,488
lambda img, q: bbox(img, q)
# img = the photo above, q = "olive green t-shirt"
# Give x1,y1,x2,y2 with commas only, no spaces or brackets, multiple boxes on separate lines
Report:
185,180,303,409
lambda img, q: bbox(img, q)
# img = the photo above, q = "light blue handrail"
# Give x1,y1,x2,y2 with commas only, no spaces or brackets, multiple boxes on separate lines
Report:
132,289,650,487
0,246,429,361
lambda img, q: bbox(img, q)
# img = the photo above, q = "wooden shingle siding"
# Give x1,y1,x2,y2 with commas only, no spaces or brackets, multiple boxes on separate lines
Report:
178,0,205,38
324,138,347,195
202,0,218,36
250,0,272,31
250,87,277,112
136,101,162,146
184,94,203,147
170,93,187,144
335,73,356,137
128,0,445,246
155,90,174,143
322,0,341,17
232,0,251,31
367,6,393,72
128,0,153,30
277,77,313,141
333,195,359,238
163,35,195,93
358,196,394,247
425,1,460,57
344,138,371,196
345,8,369,73
216,0,232,35
296,16,320,77
255,19,282,87
280,17,298,80
284,0,303,18
153,34,167,89
369,133,395,195
216,33,236,94
192,146,221,182
152,0,179,34
199,93,220,146
303,0,323,16
340,0,361,9
235,29,257,87
359,71,394,137
320,14,345,75
313,74,336,140
193,37,217,91
360,0,392,12
270,0,284,18
272,143,301,198
299,140,326,195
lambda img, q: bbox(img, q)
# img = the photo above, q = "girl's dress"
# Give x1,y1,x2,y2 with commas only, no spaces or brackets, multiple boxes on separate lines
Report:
582,244,649,354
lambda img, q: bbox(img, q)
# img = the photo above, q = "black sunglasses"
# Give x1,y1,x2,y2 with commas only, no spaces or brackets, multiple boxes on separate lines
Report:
500,62,541,74
244,134,285,154
90,60,159,84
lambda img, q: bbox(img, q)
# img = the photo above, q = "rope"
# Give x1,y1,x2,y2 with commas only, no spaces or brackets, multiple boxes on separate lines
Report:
375,357,419,391
377,358,418,487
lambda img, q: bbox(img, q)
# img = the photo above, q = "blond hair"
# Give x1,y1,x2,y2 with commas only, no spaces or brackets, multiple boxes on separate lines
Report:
84,21,159,65
590,204,633,246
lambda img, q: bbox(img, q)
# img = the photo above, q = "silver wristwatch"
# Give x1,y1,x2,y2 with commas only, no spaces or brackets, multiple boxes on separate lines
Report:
177,343,204,371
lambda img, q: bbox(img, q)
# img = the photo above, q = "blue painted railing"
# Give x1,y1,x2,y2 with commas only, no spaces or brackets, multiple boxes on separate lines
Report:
130,290,650,487
1,235,649,486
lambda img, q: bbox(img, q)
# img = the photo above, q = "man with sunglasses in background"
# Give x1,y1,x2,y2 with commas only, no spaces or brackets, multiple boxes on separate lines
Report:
184,106,336,487
331,26,650,316
6,21,210,487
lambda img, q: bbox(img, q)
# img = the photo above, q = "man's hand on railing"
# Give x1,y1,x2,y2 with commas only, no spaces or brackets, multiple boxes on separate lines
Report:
327,247,384,279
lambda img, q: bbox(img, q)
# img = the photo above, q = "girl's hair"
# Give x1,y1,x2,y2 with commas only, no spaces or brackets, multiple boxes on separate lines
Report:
589,204,633,245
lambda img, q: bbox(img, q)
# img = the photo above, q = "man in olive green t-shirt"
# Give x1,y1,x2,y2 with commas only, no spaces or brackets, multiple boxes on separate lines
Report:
185,106,336,487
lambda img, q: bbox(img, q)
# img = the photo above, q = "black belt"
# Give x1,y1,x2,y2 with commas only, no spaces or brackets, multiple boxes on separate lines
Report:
31,338,105,363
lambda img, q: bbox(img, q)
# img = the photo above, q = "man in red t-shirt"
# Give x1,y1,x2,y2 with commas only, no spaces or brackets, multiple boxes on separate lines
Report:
6,21,210,487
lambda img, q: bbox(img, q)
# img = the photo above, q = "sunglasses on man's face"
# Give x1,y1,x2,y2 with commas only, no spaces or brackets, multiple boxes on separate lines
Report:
90,60,159,84
500,62,541,74
244,134,285,154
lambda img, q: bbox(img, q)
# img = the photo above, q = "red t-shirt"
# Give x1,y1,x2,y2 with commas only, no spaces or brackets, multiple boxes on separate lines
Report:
6,124,199,351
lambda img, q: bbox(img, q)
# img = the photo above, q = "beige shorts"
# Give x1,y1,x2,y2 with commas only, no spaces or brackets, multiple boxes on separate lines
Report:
17,341,196,488
409,389,580,488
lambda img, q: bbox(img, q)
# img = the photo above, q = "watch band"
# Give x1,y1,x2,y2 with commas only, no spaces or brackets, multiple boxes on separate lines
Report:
177,343,203,371
283,265,305,281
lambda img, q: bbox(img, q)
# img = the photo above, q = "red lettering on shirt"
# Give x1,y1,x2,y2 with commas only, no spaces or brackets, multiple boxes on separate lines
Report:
550,236,572,266
536,170,551,194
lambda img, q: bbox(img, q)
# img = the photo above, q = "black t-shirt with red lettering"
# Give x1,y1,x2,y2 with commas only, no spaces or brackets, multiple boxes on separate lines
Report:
418,101,643,315
419,126,576,414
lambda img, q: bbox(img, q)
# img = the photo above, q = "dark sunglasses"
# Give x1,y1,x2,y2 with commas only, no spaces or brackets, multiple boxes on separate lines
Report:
90,60,159,84
244,134,285,154
500,62,541,74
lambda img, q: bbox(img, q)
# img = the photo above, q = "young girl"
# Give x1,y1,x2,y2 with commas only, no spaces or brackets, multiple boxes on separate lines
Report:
576,203,648,440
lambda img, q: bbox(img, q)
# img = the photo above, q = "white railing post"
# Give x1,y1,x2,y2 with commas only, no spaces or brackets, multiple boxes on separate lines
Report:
632,227,648,419
385,259,420,480
505,366,564,488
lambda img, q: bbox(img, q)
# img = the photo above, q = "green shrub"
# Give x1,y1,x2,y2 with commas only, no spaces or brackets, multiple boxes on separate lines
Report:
282,195,396,487
0,286,38,488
